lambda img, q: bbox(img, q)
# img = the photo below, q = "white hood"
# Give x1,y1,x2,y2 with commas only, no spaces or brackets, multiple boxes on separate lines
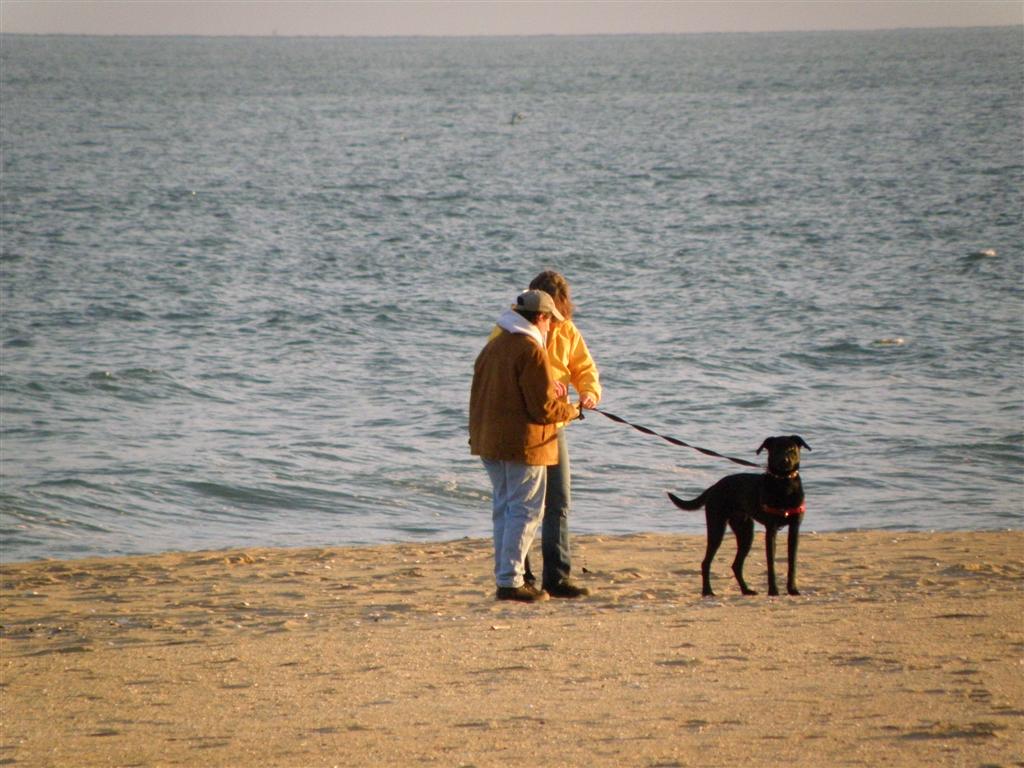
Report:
496,308,546,348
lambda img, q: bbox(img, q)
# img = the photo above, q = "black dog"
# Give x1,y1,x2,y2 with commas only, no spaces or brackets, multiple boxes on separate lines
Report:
668,436,810,597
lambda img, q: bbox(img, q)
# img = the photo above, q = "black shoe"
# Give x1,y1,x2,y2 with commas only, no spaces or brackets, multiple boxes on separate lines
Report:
544,580,590,599
496,585,550,602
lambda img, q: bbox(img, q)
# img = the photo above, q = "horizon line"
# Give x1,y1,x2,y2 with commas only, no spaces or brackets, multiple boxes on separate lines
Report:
1,22,1021,40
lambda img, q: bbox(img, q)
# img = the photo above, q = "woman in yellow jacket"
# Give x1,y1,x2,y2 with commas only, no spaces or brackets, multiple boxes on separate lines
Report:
525,271,602,597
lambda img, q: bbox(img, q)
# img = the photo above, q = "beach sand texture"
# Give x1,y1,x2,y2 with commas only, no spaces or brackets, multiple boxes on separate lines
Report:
2,531,1022,767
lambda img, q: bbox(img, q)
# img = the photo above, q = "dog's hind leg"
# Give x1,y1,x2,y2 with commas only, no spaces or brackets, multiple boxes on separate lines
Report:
731,517,758,595
763,524,781,596
701,512,728,597
785,519,801,596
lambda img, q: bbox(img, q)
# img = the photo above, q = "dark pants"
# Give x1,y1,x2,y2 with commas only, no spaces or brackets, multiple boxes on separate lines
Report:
525,429,572,588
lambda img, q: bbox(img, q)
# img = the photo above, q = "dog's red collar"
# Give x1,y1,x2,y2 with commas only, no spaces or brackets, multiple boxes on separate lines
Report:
761,502,806,518
766,469,800,480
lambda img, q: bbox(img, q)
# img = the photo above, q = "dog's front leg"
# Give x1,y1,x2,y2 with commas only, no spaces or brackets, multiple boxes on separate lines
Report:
764,525,780,596
786,517,802,596
732,517,757,595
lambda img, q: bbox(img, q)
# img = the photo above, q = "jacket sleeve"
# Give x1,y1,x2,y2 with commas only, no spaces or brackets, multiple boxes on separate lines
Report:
567,324,602,403
520,345,580,425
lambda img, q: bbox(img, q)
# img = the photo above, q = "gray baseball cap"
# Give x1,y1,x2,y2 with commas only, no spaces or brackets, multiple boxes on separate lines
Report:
514,289,565,321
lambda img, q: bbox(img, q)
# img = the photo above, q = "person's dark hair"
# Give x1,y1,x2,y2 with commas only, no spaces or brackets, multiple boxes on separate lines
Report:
529,270,574,320
514,309,545,324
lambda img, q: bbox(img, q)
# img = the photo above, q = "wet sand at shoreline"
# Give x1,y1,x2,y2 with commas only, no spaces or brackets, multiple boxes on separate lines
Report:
2,531,1022,766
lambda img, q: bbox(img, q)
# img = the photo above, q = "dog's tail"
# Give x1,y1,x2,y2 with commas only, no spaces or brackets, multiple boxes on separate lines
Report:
667,490,708,511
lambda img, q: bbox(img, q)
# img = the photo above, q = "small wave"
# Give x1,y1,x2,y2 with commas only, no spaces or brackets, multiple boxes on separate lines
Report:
818,341,868,355
727,395,773,410
86,304,151,322
82,368,229,403
32,478,107,490
965,248,997,259
14,483,119,534
260,310,323,328
389,474,489,505
181,479,353,515
786,337,912,370
702,193,763,207
651,165,705,181
183,481,272,506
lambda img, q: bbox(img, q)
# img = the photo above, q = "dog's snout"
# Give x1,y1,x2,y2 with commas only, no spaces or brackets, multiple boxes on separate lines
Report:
771,451,795,470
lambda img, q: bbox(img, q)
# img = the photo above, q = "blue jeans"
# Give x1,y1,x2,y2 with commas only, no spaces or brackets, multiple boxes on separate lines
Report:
541,429,573,586
482,458,547,588
523,429,573,587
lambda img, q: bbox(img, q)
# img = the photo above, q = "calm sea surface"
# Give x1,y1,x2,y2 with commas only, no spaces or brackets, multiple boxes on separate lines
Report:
2,28,1022,562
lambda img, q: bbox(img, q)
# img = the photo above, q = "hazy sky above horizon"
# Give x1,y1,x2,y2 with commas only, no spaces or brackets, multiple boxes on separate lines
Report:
2,1,1021,37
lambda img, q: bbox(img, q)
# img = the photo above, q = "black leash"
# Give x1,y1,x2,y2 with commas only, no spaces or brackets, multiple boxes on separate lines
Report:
593,409,762,469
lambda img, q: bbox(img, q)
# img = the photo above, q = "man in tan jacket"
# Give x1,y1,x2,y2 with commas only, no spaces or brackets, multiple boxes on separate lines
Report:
469,290,581,602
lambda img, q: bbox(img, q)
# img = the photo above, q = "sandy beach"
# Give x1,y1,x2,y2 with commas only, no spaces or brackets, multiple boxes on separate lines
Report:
1,531,1022,767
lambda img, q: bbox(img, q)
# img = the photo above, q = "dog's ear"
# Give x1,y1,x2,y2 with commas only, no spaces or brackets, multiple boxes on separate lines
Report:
756,438,773,455
791,435,811,451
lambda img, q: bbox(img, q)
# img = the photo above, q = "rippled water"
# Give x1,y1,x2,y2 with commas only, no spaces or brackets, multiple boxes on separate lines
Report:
2,28,1022,561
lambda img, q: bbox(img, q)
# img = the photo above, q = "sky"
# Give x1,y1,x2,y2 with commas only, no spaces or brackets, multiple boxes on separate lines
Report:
1,1,1021,37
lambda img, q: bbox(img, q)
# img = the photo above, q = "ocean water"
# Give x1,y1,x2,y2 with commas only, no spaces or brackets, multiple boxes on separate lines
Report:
1,28,1022,562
